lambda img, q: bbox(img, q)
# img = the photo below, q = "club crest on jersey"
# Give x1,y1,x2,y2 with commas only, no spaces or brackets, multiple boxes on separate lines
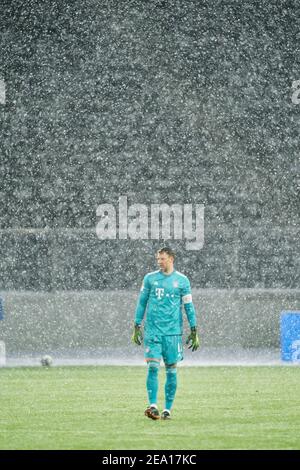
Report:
173,280,179,288
155,287,164,299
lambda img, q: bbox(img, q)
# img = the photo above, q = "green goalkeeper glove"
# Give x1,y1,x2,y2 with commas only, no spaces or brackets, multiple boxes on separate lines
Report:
131,324,143,346
186,327,200,352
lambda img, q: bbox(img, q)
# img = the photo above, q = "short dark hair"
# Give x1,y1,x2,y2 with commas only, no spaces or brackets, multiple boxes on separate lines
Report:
156,247,175,259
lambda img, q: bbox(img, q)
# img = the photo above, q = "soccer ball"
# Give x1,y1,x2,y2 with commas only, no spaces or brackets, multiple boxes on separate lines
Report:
41,355,53,367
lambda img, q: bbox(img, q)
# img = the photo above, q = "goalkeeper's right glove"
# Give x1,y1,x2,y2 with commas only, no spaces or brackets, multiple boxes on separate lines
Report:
131,324,143,346
186,326,200,352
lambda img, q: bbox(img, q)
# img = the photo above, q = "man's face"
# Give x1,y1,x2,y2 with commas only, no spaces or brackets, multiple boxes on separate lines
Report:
156,252,174,272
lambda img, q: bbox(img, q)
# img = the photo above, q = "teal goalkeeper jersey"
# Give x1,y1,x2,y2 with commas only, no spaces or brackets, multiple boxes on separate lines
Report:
134,269,197,337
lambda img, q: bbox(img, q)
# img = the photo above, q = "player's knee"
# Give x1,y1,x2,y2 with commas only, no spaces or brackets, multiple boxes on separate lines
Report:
165,363,177,369
165,364,177,382
148,360,160,373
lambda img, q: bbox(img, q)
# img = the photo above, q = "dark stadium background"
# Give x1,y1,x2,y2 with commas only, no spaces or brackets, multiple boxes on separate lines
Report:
0,0,299,359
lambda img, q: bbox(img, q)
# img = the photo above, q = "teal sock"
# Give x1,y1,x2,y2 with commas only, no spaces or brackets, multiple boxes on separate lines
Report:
165,367,177,411
146,361,160,405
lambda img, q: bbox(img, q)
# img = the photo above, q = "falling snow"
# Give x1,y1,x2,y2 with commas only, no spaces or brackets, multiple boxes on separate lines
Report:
0,0,299,365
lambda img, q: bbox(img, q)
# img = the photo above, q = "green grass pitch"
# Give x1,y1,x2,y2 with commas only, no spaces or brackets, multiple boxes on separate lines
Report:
1,365,300,450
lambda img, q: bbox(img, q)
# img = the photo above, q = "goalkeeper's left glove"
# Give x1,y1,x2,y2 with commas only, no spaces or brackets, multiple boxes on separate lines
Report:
186,326,200,352
131,324,143,346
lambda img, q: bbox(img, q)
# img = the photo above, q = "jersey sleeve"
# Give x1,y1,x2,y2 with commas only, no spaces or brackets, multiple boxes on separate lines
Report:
134,274,151,325
181,277,197,328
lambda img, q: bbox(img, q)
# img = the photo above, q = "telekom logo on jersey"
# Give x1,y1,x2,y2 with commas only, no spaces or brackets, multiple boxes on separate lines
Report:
95,196,204,250
156,288,164,299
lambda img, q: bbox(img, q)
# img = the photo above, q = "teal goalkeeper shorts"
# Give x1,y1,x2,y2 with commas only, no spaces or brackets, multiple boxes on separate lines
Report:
144,335,183,365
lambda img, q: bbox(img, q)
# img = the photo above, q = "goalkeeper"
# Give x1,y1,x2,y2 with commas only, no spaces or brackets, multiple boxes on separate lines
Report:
132,247,199,420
